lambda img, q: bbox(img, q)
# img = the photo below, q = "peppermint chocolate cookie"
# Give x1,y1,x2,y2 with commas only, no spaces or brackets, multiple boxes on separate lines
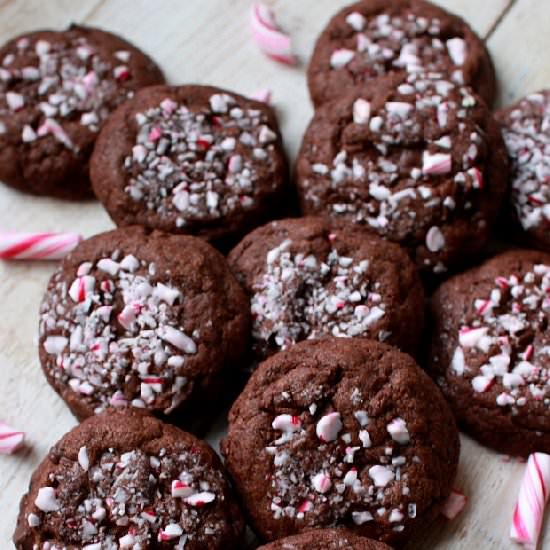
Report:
228,217,424,358
496,91,550,251
91,85,288,243
429,250,550,456
0,25,164,199
38,226,249,424
257,528,391,550
221,338,459,545
14,409,245,549
307,0,495,108
296,72,508,275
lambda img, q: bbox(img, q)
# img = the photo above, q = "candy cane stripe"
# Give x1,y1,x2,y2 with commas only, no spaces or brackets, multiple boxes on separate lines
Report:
510,452,550,547
29,239,73,260
0,421,25,454
0,232,82,260
16,235,75,259
512,506,528,540
534,455,547,500
0,233,54,257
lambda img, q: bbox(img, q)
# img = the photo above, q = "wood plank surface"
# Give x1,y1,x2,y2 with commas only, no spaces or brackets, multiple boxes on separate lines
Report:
488,0,550,107
0,1,547,548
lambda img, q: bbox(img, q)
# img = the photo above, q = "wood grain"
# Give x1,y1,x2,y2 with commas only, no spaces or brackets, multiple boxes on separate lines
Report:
488,0,550,107
0,1,547,548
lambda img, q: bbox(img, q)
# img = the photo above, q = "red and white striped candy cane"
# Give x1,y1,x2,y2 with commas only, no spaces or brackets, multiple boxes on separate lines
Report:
0,421,25,454
249,2,296,65
0,232,82,260
510,452,550,548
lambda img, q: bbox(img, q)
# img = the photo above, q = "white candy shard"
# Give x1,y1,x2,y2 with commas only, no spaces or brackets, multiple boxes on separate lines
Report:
387,418,410,444
352,510,373,524
422,152,452,175
78,446,89,471
346,12,366,31
459,327,488,348
35,487,61,512
159,326,197,354
311,471,331,493
330,48,355,69
153,283,181,305
447,38,466,66
27,513,40,527
369,465,394,487
184,491,216,506
316,412,342,442
44,336,68,355
353,99,371,124
359,429,371,448
272,414,301,433
97,258,120,276
354,410,369,426
426,226,445,252
171,479,195,498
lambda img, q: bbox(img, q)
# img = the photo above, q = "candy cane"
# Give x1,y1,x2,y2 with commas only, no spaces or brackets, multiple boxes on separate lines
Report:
0,421,25,454
250,2,296,65
510,452,550,548
0,232,82,260
250,88,272,104
441,489,468,519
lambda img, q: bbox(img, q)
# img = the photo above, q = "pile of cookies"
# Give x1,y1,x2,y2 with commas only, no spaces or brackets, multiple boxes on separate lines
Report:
1,0,549,549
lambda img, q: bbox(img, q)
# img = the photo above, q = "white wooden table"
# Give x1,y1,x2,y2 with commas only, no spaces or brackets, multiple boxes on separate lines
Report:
0,1,548,548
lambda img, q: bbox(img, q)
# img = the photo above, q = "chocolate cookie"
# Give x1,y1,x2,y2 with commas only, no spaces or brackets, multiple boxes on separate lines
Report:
221,338,459,545
14,409,245,549
296,72,508,275
496,91,550,251
90,84,288,244
429,250,550,456
0,25,164,199
228,217,424,359
257,528,391,550
38,226,249,425
307,0,495,108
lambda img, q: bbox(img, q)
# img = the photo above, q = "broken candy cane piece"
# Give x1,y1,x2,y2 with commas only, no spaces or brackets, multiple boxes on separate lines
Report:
250,3,296,65
422,151,452,175
425,226,445,252
510,452,550,548
0,232,82,260
0,421,25,454
315,412,342,442
441,489,468,520
250,89,272,104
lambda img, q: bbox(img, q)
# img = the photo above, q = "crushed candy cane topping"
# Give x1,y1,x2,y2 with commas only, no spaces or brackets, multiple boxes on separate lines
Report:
0,33,138,149
28,445,226,548
301,71,489,274
451,263,550,408
499,92,550,239
39,250,197,414
329,10,468,86
123,93,280,228
249,237,388,356
266,386,418,534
